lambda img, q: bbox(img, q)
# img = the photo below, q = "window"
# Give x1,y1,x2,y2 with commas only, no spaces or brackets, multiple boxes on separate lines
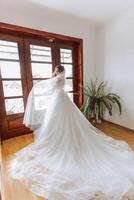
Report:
60,48,74,101
29,43,53,110
0,40,25,115
30,44,53,79
30,44,53,80
0,23,83,139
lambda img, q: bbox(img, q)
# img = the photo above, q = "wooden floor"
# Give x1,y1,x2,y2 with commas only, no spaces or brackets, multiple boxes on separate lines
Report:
1,121,134,200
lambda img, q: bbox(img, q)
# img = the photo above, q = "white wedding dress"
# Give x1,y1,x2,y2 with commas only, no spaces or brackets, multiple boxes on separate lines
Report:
9,71,134,200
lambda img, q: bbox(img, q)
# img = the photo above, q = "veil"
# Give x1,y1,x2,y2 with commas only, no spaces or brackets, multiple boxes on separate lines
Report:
23,71,65,133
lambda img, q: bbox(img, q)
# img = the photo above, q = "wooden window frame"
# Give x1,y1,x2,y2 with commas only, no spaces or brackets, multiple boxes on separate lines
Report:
0,22,83,140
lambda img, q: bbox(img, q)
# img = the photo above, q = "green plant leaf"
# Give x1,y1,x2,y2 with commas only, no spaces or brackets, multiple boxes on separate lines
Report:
112,97,122,114
101,98,113,116
106,93,120,99
97,81,105,95
105,96,115,103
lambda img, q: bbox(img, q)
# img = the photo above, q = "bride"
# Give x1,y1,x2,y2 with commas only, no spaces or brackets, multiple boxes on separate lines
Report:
9,65,134,200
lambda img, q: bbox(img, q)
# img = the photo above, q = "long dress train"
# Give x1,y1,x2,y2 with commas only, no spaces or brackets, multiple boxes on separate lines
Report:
9,71,134,200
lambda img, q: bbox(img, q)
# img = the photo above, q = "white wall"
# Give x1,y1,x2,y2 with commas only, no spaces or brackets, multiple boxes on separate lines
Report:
0,0,97,85
96,9,134,130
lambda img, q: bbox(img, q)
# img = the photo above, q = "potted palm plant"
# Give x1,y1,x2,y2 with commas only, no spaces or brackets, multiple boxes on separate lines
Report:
81,80,122,123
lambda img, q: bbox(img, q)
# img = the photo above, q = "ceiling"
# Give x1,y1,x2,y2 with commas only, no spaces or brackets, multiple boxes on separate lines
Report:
1,0,134,27
28,0,134,25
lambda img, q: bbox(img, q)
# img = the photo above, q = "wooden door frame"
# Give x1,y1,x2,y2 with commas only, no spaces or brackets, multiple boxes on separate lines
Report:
0,33,30,140
0,22,83,140
0,22,83,42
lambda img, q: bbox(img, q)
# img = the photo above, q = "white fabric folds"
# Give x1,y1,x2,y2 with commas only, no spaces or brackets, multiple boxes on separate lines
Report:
9,71,134,200
23,71,65,137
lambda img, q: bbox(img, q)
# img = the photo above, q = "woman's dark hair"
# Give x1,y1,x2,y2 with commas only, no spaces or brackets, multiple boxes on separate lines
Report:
55,65,64,73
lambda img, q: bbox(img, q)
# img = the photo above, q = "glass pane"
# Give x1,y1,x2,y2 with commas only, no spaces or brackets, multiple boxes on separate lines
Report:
31,63,52,78
65,79,73,92
33,80,42,85
0,61,21,78
30,45,52,62
2,81,23,97
0,40,17,47
67,93,73,101
0,40,19,60
5,98,24,115
60,48,72,63
62,64,73,77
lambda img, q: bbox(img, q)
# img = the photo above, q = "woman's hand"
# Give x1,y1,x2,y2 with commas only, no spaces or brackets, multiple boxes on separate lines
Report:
52,67,60,77
52,71,57,77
